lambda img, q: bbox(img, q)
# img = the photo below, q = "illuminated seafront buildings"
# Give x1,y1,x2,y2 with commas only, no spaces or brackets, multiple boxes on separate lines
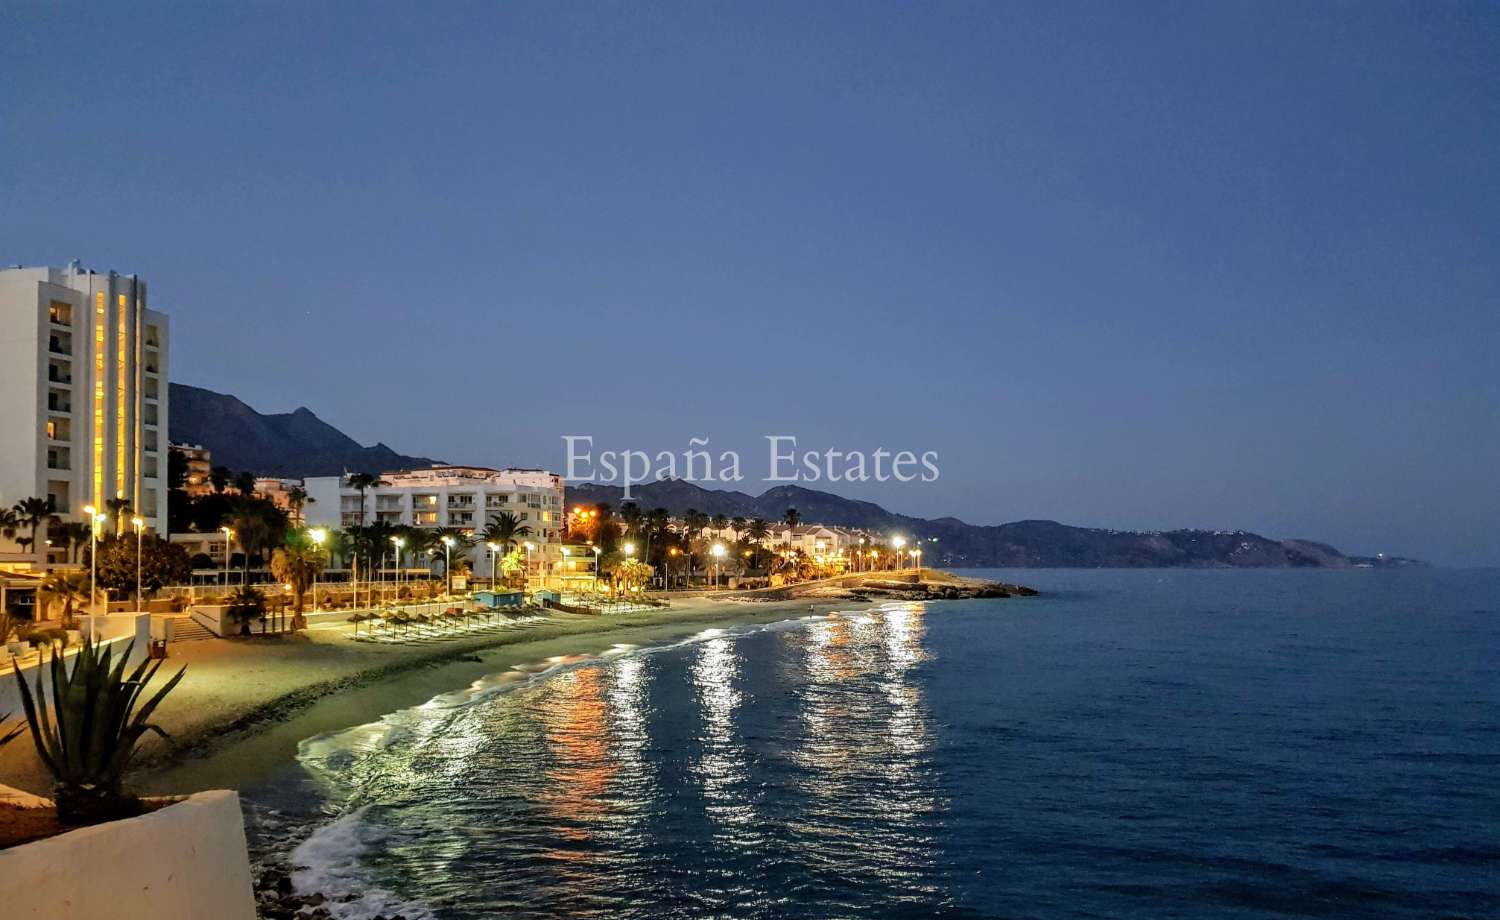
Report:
0,263,169,569
303,465,567,577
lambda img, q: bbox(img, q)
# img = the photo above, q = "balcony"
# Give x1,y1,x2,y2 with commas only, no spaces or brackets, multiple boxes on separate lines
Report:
47,367,72,385
48,336,71,356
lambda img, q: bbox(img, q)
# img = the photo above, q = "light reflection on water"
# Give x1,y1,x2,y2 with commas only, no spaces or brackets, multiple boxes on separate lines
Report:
262,570,1500,920
294,603,947,918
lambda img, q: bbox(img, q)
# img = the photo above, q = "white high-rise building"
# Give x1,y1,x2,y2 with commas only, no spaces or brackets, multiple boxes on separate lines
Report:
0,263,170,567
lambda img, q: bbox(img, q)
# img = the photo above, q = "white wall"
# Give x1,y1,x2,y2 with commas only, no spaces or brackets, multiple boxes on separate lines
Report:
0,789,257,920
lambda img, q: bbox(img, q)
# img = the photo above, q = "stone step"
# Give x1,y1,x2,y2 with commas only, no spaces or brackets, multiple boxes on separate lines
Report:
169,616,217,642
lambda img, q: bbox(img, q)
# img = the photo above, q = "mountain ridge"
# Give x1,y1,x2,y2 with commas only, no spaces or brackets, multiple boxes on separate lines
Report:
167,384,1424,568
168,382,438,478
567,480,1425,569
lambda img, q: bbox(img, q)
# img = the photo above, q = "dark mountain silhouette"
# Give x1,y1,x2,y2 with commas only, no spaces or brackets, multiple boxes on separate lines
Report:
168,384,1424,567
168,383,436,478
568,480,1425,569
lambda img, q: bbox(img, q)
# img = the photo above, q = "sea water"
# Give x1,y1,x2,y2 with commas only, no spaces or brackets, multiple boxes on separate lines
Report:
244,569,1500,919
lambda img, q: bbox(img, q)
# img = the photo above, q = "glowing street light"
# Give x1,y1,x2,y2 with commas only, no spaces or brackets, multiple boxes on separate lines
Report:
220,525,235,589
623,542,636,557
391,535,405,604
309,527,327,613
441,534,456,597
487,541,500,590
132,516,145,609
892,535,906,571
711,542,726,590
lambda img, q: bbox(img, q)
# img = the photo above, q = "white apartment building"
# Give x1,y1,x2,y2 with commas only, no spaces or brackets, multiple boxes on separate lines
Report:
304,464,565,538
0,263,169,566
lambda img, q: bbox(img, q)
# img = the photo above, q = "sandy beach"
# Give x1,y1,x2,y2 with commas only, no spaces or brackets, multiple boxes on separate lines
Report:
0,571,1027,798
0,595,841,797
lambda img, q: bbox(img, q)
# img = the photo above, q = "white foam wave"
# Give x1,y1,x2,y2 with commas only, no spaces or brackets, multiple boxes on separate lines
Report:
290,806,436,920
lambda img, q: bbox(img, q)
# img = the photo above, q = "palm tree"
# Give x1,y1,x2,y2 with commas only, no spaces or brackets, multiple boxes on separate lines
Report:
49,519,90,563
0,506,19,544
14,497,54,559
232,471,257,497
618,502,643,541
104,497,132,535
228,504,273,580
711,513,729,535
481,511,532,556
429,528,472,594
271,538,326,624
644,507,670,566
745,518,771,569
286,485,313,525
730,516,747,537
209,466,232,494
39,570,94,626
346,472,386,525
783,507,800,527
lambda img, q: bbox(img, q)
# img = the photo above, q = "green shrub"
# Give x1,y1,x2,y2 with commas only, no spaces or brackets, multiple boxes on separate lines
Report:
12,636,185,824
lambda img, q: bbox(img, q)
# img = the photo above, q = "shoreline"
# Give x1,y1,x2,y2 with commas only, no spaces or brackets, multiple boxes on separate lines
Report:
0,571,1032,797
149,597,851,794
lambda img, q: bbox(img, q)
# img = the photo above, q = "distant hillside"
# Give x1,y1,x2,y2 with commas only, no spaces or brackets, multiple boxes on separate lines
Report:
568,480,1426,569
168,383,437,478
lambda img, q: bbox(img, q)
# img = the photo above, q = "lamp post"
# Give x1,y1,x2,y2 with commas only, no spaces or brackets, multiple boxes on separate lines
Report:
711,542,726,591
857,537,865,573
220,526,234,590
487,542,499,590
391,536,404,606
82,505,100,613
892,535,906,572
592,545,601,591
441,535,455,597
132,516,145,609
309,528,327,613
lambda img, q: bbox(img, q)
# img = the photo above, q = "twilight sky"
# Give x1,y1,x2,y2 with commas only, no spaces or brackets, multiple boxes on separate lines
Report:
3,3,1497,564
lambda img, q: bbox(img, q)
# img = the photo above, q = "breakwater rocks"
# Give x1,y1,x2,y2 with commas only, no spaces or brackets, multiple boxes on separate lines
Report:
794,572,1038,602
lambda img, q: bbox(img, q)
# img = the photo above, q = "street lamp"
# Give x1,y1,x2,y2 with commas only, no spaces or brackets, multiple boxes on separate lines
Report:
132,516,145,610
81,505,100,613
623,542,635,557
220,526,234,590
711,542,726,590
892,535,906,572
487,542,500,591
441,535,455,597
309,528,327,613
857,537,866,573
390,535,404,605
592,545,601,590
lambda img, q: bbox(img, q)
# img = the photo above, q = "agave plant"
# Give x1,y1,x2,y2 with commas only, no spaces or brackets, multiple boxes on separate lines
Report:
12,636,186,824
0,712,22,748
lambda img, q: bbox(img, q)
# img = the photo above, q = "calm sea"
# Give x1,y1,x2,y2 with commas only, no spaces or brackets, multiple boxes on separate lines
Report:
246,569,1500,919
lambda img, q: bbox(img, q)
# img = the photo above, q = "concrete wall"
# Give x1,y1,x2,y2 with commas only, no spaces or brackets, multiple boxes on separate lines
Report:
0,615,149,717
0,789,256,920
